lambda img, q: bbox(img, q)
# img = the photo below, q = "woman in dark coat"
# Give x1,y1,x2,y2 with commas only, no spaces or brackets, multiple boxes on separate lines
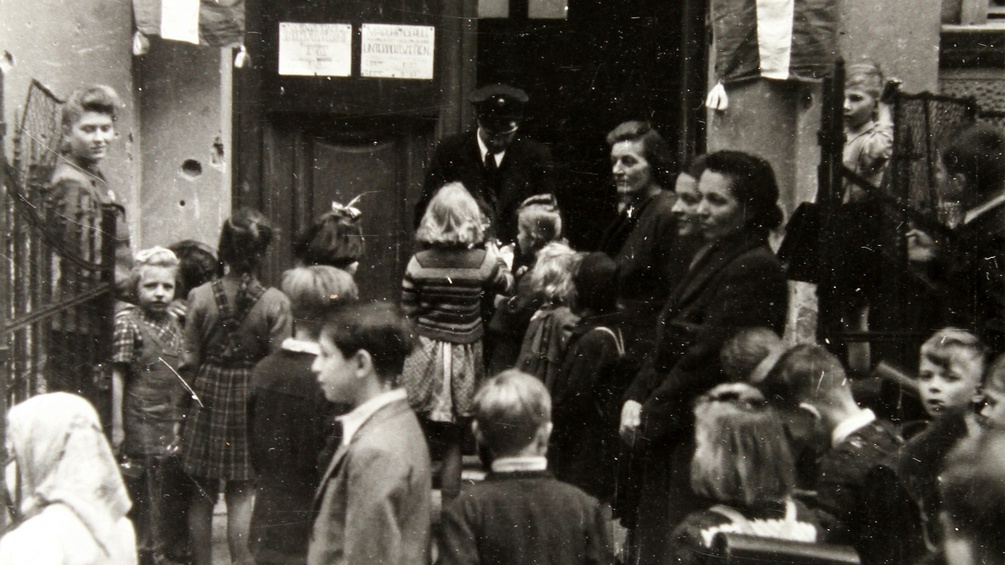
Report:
598,121,703,362
618,150,789,565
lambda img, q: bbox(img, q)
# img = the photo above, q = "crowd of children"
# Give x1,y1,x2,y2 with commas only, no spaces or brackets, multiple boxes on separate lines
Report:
11,81,1004,565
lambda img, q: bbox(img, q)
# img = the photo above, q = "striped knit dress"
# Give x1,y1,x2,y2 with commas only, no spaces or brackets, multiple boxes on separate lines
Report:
401,245,511,423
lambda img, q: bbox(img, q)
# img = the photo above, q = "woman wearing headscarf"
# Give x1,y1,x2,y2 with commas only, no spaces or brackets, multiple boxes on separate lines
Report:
0,392,136,564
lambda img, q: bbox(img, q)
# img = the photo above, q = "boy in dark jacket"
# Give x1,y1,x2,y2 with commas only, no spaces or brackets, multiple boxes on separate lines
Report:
439,370,612,565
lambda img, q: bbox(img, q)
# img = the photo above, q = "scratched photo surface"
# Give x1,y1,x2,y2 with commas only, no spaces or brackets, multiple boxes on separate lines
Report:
1,1,1004,564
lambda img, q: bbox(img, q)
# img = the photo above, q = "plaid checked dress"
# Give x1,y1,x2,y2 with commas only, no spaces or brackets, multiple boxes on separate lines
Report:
181,279,285,480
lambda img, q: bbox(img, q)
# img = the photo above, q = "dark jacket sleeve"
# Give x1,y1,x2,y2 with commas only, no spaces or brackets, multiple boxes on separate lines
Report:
437,498,480,565
640,251,788,444
586,498,615,565
553,330,620,425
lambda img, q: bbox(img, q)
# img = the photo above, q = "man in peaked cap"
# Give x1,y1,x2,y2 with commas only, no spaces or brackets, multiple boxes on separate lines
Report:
415,84,555,247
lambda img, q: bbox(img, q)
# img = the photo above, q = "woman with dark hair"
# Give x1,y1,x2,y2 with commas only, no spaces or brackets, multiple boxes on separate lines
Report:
619,150,789,564
598,121,702,362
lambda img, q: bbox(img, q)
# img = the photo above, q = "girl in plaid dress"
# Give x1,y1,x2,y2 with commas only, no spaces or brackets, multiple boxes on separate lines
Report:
180,209,292,565
402,182,512,500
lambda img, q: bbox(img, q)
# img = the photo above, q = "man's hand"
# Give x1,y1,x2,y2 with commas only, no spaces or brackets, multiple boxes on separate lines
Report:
619,400,642,446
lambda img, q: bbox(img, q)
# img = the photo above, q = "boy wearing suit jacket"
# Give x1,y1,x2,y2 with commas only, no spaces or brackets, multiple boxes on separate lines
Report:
308,303,431,565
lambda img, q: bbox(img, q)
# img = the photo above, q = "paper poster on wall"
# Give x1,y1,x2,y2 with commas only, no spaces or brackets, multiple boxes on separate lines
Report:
161,0,201,44
279,22,353,77
360,24,435,80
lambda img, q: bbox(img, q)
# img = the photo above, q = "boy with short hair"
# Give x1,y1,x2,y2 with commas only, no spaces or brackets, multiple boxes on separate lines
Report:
308,303,431,565
897,328,987,550
438,370,612,565
719,326,784,384
784,344,924,565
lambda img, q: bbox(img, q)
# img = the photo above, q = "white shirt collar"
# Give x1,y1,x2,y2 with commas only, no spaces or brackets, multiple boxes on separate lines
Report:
963,190,1005,225
337,388,407,446
476,128,506,167
831,408,876,447
280,337,320,355
490,455,548,474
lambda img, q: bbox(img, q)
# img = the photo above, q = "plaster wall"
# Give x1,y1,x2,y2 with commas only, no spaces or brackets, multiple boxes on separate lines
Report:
838,0,942,93
1,0,139,236
135,40,231,250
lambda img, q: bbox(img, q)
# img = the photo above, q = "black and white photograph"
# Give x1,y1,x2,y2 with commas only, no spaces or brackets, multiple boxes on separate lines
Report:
0,0,1003,563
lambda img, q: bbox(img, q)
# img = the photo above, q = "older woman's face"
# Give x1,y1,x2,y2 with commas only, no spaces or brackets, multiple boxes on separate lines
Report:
611,140,653,198
671,173,702,236
65,111,116,163
697,170,746,242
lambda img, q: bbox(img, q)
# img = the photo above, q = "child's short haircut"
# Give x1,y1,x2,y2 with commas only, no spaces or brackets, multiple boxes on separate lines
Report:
517,194,563,253
720,327,783,384
573,252,619,315
129,246,179,299
168,239,218,298
416,182,487,247
473,370,551,457
282,266,359,323
526,242,579,307
768,344,850,408
920,327,987,381
62,84,121,129
320,302,415,382
845,61,884,99
983,353,1005,394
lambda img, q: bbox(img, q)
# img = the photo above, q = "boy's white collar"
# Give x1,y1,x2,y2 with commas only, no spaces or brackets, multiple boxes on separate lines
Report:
490,456,548,474
831,408,877,447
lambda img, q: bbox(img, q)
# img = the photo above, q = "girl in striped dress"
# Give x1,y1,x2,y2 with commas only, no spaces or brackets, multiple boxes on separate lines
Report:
180,208,292,565
402,182,512,500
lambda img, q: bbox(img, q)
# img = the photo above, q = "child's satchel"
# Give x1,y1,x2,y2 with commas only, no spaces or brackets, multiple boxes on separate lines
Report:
588,326,633,424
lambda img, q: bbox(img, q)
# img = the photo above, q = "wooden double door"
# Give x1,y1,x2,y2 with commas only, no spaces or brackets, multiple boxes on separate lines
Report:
259,115,435,301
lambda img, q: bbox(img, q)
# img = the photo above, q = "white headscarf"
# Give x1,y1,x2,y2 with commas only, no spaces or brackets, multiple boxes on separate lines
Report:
6,393,131,557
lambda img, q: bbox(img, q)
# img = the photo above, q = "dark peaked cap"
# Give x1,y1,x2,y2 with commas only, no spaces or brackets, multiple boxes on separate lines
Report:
470,84,529,124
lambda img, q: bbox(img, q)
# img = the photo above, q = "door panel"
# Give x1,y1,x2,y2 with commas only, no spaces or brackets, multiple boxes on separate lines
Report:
311,138,401,302
260,115,434,303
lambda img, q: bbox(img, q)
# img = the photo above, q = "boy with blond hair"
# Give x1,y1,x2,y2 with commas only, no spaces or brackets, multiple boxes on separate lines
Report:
897,329,988,550
439,370,612,565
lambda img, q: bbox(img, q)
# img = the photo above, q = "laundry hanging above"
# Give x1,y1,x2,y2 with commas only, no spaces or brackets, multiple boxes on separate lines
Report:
711,0,838,84
133,0,245,48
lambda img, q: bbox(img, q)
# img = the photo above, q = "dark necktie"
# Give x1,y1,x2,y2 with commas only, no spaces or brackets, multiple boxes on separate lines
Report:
484,150,498,174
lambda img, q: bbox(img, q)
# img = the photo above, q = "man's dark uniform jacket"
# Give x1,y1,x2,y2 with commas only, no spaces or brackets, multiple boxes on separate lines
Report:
415,131,554,245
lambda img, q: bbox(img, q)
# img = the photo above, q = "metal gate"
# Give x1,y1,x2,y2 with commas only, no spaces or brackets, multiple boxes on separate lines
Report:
1,79,117,434
807,60,1000,420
